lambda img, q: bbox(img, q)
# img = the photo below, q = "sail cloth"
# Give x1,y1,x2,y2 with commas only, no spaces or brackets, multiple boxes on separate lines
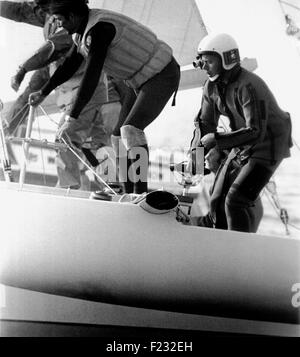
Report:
88,0,208,67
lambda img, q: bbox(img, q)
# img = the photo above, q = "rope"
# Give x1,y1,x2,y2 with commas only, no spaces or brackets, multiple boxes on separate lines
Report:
8,103,29,123
39,105,118,195
38,105,117,194
292,137,300,151
38,105,59,126
288,222,300,231
262,182,300,235
10,103,30,136
60,137,118,196
279,0,287,14
263,188,289,235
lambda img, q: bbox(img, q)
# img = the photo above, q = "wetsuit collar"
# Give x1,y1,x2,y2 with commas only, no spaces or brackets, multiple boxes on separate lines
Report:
76,12,89,36
217,65,242,85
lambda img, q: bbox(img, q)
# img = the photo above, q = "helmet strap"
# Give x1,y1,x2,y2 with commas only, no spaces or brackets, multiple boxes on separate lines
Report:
208,74,220,82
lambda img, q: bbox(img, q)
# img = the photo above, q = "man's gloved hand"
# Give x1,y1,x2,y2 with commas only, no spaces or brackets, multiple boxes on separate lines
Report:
56,115,81,147
11,66,27,92
28,90,46,107
176,207,191,225
200,133,216,150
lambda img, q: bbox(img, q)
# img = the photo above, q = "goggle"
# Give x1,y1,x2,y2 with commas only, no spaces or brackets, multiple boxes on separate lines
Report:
192,55,204,69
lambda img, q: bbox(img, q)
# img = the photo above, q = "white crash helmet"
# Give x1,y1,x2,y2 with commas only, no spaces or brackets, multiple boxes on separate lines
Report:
197,33,240,70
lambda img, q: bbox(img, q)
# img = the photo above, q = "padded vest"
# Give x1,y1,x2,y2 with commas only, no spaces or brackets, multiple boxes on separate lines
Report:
73,9,173,88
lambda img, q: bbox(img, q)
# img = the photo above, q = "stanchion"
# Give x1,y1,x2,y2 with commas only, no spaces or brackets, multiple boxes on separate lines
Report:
0,99,14,182
19,105,35,186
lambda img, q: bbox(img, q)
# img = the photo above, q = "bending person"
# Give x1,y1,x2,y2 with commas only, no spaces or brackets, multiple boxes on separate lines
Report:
0,0,59,135
189,33,292,233
0,0,121,189
29,0,180,194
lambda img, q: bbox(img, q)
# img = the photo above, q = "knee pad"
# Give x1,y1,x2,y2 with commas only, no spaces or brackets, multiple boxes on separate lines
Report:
120,125,148,151
111,135,127,158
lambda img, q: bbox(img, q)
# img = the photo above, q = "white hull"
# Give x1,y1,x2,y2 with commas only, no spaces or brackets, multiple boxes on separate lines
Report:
1,285,299,337
0,182,299,336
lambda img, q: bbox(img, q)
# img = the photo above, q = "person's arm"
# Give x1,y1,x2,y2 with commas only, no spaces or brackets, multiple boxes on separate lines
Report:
190,82,220,168
198,82,220,137
47,28,74,57
40,43,84,96
69,21,116,119
215,82,267,150
189,82,219,151
12,28,74,91
32,28,74,67
12,29,73,92
0,1,45,27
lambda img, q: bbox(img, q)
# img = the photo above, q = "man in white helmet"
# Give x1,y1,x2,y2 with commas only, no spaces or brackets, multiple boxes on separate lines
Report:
190,33,292,233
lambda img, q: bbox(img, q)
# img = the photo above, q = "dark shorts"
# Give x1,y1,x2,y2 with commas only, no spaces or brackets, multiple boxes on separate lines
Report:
113,57,180,136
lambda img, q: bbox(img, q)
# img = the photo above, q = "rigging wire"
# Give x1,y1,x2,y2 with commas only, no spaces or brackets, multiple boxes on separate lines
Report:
264,181,291,235
9,103,30,137
279,0,300,13
5,102,117,194
38,105,59,126
279,0,287,15
60,136,118,196
292,137,300,151
287,222,300,231
38,105,118,195
263,185,300,233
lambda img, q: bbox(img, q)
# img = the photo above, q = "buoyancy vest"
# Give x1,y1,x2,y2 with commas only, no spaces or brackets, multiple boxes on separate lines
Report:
73,9,173,89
